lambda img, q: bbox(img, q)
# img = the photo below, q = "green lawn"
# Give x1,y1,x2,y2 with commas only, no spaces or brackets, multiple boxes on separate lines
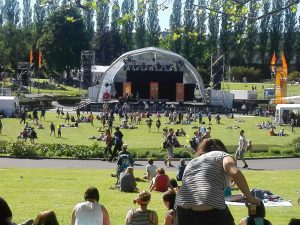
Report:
221,82,300,99
0,168,299,225
0,112,298,154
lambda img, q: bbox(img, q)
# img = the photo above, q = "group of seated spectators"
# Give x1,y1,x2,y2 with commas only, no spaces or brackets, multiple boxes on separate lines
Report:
257,121,276,129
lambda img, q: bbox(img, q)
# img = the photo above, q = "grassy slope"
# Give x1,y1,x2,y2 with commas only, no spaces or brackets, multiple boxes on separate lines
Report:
0,168,299,225
0,112,298,153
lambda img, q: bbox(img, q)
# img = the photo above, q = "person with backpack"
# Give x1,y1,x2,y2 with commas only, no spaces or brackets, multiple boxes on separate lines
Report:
116,144,134,180
103,129,114,161
238,202,272,225
164,128,175,167
235,130,249,168
110,127,123,162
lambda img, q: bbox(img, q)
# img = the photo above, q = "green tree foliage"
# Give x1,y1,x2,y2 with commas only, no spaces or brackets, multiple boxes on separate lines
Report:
259,0,270,65
93,28,114,65
34,0,46,37
110,0,122,60
96,0,109,32
208,0,219,56
270,0,283,56
22,0,32,29
146,0,160,47
135,0,146,48
3,0,20,25
169,0,182,53
283,0,297,65
245,0,258,65
38,6,88,78
47,0,60,15
84,0,95,42
219,9,231,59
0,0,4,26
182,0,195,62
121,0,134,52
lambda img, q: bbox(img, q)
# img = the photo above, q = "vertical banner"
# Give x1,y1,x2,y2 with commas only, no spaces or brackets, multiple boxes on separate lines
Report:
176,83,184,101
275,67,287,104
150,82,159,99
123,82,132,97
38,51,43,68
281,53,288,101
29,49,33,65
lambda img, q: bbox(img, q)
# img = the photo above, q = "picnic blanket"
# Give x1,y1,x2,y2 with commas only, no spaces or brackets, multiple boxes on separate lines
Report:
226,200,292,207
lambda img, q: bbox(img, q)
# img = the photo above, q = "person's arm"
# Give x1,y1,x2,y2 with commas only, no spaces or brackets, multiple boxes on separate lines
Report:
238,218,247,225
223,156,260,205
150,176,157,191
163,212,173,225
71,207,76,225
150,211,158,225
102,205,111,225
124,210,133,225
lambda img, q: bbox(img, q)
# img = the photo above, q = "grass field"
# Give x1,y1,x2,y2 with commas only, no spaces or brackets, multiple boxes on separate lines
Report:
0,168,299,225
0,111,298,154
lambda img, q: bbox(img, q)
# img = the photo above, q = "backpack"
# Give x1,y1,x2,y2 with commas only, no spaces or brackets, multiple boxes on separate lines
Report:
118,154,132,173
163,140,168,149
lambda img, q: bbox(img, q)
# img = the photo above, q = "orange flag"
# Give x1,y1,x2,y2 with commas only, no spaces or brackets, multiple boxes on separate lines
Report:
38,50,42,68
271,52,276,73
281,52,288,75
29,49,33,64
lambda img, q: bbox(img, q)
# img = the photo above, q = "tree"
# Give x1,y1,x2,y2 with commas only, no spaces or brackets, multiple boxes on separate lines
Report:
270,0,283,56
0,0,4,26
34,0,46,37
207,0,219,56
22,0,32,29
96,0,109,32
146,0,160,47
84,0,95,42
47,0,60,15
169,0,182,53
38,6,89,78
135,0,146,48
245,0,258,65
182,0,195,61
121,0,134,52
283,0,297,65
259,0,270,65
110,0,122,60
219,7,231,59
3,0,20,25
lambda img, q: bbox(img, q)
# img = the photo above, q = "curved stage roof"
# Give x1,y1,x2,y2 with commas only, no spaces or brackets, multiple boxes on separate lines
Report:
97,47,207,103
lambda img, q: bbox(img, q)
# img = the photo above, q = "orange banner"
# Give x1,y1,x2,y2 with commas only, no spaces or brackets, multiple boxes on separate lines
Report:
123,82,132,97
38,50,42,68
275,67,287,104
271,52,276,74
176,83,184,101
150,82,159,99
29,49,33,64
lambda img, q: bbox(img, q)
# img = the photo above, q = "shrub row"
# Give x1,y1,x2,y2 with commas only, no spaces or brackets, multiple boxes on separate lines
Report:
226,66,262,82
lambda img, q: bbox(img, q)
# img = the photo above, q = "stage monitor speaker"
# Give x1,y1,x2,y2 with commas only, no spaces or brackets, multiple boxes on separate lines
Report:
176,83,184,101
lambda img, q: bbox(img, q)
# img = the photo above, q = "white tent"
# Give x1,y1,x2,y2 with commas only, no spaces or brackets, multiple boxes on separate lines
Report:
0,96,19,117
275,104,300,125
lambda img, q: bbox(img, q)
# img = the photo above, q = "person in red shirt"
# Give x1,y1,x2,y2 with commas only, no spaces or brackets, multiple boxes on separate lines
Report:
149,168,170,192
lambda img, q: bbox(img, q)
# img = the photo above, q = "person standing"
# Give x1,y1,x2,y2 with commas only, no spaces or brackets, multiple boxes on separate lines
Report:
164,128,175,167
103,129,113,161
208,112,212,125
156,118,161,132
40,109,46,121
50,122,56,137
110,127,123,162
235,130,248,168
20,109,27,124
71,187,111,225
291,119,295,133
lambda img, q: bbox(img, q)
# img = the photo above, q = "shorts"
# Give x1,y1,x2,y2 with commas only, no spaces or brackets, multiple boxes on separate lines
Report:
167,147,174,158
177,206,234,225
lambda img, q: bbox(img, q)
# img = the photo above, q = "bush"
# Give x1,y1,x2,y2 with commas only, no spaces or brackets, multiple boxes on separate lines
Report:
57,97,81,106
288,71,300,82
227,66,262,82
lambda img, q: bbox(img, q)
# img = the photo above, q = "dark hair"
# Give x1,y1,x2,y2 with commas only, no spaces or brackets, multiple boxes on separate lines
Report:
212,139,228,153
196,138,228,156
162,190,176,210
247,202,268,225
169,178,178,188
148,158,153,165
33,210,59,225
0,197,12,225
84,187,100,203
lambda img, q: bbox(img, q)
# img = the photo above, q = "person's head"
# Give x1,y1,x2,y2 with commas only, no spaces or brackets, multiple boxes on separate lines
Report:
0,197,12,225
84,187,100,203
116,127,120,131
169,128,174,134
105,129,111,135
133,191,151,205
122,144,128,151
196,138,227,156
240,130,245,136
148,158,154,165
162,190,176,210
33,210,59,225
169,178,178,189
125,166,134,175
180,159,185,166
157,168,165,175
247,201,265,218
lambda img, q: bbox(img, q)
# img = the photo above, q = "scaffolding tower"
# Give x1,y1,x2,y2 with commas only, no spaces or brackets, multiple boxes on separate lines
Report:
81,50,95,88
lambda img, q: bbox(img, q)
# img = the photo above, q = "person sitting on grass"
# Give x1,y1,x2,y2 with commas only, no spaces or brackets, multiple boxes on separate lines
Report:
119,167,138,192
33,210,59,225
169,178,180,192
238,202,272,225
143,158,157,181
150,168,170,192
71,187,111,225
124,191,158,225
162,190,177,225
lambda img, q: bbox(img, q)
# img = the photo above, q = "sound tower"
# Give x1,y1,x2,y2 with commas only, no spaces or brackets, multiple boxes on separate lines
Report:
81,50,95,88
17,62,30,86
